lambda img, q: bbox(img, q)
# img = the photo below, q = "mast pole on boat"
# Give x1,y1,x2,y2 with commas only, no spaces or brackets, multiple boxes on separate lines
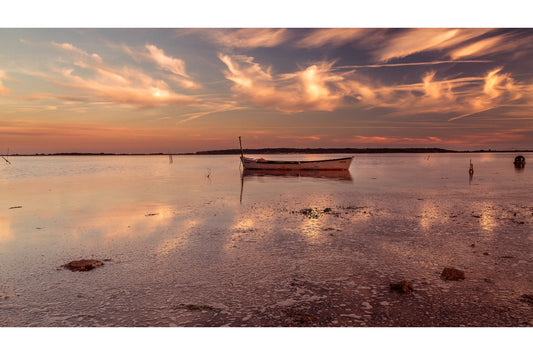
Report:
238,136,244,163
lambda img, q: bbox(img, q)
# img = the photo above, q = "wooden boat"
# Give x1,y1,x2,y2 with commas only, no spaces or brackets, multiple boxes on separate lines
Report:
241,156,353,170
238,136,353,171
513,155,526,168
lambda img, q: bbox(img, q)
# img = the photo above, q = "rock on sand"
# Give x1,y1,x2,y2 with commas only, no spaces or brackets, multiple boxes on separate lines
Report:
62,259,104,272
441,267,465,281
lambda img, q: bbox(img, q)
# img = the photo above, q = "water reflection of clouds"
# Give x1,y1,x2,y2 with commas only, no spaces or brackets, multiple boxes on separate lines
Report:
300,217,324,244
223,217,257,250
471,202,499,234
0,216,13,242
417,201,441,230
156,218,199,256
65,204,178,242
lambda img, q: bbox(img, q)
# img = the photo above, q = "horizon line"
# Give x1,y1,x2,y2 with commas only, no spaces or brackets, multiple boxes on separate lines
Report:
4,147,533,156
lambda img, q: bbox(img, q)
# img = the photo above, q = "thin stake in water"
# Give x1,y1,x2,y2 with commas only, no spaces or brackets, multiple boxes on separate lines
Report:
1,148,11,165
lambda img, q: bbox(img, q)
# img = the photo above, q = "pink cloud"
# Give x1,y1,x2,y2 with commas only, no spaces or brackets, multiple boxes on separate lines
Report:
277,135,322,141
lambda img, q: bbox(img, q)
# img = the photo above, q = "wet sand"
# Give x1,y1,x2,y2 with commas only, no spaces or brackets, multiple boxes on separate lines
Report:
1,191,531,327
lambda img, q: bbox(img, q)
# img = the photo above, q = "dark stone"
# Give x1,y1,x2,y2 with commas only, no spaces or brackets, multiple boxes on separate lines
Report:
441,267,465,281
390,280,414,294
282,308,316,325
520,294,533,305
174,303,218,312
62,259,104,272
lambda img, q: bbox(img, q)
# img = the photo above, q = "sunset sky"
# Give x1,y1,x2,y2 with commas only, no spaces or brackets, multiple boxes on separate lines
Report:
1,26,532,153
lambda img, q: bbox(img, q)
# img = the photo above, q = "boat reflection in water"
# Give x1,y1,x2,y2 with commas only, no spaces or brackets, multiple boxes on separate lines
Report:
242,168,353,181
239,169,353,203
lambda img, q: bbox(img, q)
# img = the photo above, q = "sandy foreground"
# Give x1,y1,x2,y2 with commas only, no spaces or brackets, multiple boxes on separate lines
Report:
1,186,531,327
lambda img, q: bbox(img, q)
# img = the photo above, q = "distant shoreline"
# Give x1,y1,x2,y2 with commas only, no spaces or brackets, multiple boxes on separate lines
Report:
4,148,532,156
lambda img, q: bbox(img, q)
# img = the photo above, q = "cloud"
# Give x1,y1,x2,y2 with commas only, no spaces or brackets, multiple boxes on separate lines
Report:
371,28,491,62
32,42,204,108
145,44,189,78
295,28,369,48
219,54,345,112
448,67,522,121
203,29,290,49
50,41,90,56
0,70,10,95
277,135,321,141
335,60,491,69
56,66,202,108
218,51,528,122
119,43,201,90
449,32,533,60
340,64,526,122
483,67,518,100
449,36,504,60
176,101,246,124
364,29,533,64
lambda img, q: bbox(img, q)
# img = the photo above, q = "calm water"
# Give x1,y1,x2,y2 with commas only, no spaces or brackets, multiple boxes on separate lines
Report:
0,153,531,326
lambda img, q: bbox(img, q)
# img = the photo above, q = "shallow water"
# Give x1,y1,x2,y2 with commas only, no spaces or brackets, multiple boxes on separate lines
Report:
1,153,532,326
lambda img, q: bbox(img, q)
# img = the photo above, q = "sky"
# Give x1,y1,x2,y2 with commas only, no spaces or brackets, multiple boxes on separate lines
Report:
1,25,533,153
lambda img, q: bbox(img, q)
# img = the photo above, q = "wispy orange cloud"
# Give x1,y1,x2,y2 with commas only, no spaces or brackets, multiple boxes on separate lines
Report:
50,41,91,56
145,44,188,77
176,100,245,123
144,44,201,90
449,36,504,60
295,28,369,48
204,29,290,49
335,60,491,69
448,67,522,121
371,28,491,62
219,54,344,112
448,32,532,60
28,42,204,108
218,50,529,122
